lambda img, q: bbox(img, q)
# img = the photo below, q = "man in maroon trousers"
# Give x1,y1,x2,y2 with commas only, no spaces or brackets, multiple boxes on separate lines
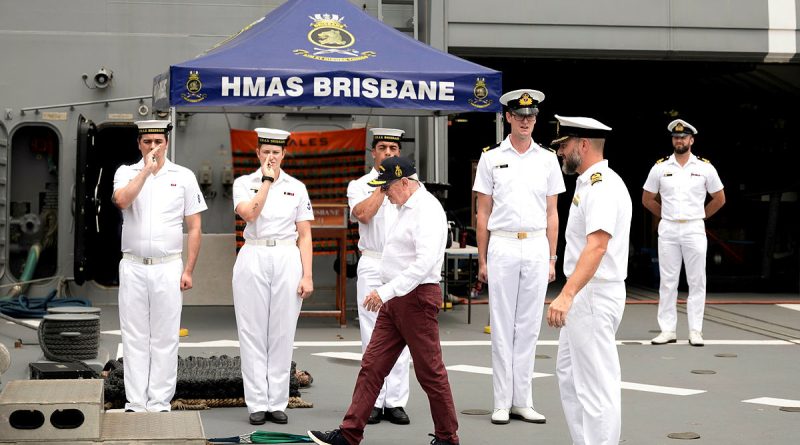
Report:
308,156,459,445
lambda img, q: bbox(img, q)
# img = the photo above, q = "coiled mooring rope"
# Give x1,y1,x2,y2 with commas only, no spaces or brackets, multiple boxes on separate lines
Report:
37,314,100,361
102,356,314,410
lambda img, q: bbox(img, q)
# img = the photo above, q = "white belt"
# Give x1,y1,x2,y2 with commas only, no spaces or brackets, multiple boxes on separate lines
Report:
665,219,701,224
361,249,382,259
122,252,181,265
246,238,296,247
491,229,545,240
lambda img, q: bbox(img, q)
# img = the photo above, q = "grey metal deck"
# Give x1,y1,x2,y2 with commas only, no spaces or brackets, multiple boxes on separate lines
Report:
1,288,798,444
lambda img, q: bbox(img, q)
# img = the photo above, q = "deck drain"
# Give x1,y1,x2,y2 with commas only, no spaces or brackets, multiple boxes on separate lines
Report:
535,354,551,359
648,329,661,333
779,406,800,412
461,409,491,415
667,432,701,440
714,353,737,358
621,341,642,345
691,369,716,374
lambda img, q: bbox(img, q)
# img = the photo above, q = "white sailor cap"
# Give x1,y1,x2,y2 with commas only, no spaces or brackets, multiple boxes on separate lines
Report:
668,119,697,136
135,120,172,135
500,89,545,116
551,115,612,144
370,128,404,144
255,128,291,147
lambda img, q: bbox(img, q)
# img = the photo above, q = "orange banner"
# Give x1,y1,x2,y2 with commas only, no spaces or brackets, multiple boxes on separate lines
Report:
230,127,367,255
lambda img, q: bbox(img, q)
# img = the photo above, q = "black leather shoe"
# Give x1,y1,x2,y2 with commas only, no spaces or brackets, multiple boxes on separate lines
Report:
270,410,288,424
383,406,410,425
124,409,135,413
367,407,382,424
249,411,267,425
308,429,350,445
429,433,458,445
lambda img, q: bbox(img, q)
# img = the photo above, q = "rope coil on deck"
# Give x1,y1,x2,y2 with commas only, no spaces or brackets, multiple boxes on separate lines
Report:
102,356,314,409
37,313,100,361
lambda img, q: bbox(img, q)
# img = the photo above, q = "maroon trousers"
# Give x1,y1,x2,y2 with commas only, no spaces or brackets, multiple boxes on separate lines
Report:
340,283,459,445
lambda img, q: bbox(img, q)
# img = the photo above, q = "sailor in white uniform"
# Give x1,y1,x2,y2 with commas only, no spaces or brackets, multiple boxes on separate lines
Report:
547,115,632,445
472,89,565,425
113,119,207,412
232,128,315,425
346,128,411,425
643,119,725,347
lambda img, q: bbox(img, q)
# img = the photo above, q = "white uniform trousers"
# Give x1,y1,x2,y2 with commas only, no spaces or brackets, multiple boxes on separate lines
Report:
488,235,549,409
657,219,707,332
233,243,303,413
557,281,625,445
118,257,183,412
356,255,411,409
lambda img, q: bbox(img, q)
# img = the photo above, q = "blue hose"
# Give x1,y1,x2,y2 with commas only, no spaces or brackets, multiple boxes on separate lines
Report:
0,290,92,318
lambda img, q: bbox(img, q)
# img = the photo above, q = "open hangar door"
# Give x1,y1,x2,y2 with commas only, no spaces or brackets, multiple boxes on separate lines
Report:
448,58,799,293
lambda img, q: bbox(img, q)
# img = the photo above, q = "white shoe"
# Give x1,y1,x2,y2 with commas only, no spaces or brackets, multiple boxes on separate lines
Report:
510,406,546,424
689,330,704,347
490,408,509,425
651,331,677,345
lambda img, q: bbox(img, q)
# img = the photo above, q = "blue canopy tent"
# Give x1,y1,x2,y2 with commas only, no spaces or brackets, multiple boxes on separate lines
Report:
152,0,502,117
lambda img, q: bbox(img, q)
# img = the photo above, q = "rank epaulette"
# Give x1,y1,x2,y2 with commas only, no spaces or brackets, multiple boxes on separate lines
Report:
482,142,501,153
655,156,670,164
697,156,711,164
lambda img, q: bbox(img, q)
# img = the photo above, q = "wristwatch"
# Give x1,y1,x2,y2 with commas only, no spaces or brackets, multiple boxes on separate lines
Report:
261,175,274,183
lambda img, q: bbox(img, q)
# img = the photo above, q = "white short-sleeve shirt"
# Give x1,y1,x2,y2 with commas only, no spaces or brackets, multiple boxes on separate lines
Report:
472,136,566,232
346,168,398,253
233,169,314,241
642,153,724,221
114,159,207,257
563,160,632,282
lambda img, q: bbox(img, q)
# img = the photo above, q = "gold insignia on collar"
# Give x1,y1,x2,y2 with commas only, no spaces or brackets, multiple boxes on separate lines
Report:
394,164,403,177
519,93,533,106
590,172,603,185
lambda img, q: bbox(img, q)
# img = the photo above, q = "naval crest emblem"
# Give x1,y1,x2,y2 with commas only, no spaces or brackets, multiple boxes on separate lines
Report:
468,77,493,109
181,71,207,103
294,14,376,62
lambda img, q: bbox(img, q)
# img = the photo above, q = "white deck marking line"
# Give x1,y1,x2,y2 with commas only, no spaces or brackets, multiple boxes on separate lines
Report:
102,330,122,335
446,365,703,395
312,351,363,361
295,341,362,347
5,319,41,328
294,339,797,347
115,338,799,357
620,381,705,396
776,304,800,312
742,397,800,408
446,364,552,379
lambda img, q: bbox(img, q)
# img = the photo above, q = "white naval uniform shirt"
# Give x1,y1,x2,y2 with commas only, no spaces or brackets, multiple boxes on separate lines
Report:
375,188,447,303
642,153,723,221
232,169,314,240
563,160,632,282
346,168,398,252
114,159,207,257
472,136,565,231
